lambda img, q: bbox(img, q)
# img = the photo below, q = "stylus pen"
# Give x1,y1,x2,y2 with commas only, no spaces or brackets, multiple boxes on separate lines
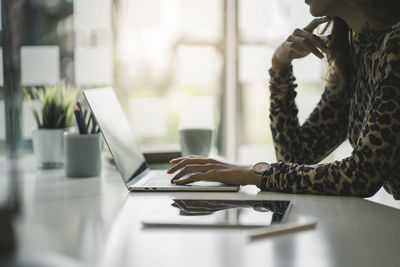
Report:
248,220,317,241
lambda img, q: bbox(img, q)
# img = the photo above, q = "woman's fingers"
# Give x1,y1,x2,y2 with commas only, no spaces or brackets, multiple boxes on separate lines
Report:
288,43,308,56
280,42,305,59
303,16,330,32
290,30,328,55
291,17,330,60
169,155,208,164
272,17,330,67
301,39,324,58
171,165,255,186
173,169,246,185
170,163,223,181
287,39,323,59
173,170,219,185
293,30,329,53
311,35,329,53
167,156,218,174
169,157,185,164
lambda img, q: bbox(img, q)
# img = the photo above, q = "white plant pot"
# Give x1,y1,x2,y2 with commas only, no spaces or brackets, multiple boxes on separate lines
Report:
32,128,73,168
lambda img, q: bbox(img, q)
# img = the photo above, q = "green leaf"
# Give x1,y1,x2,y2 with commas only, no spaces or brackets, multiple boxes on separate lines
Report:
24,82,77,129
32,110,42,128
56,114,66,128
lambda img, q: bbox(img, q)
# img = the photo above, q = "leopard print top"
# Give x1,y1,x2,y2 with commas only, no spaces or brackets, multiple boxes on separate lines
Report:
266,22,400,199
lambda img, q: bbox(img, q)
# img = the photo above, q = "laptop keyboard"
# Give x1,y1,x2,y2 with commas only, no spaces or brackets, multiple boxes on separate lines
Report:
142,172,177,187
142,171,194,187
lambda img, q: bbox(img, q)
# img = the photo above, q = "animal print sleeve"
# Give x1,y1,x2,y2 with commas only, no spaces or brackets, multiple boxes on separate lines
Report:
265,36,400,197
269,65,349,164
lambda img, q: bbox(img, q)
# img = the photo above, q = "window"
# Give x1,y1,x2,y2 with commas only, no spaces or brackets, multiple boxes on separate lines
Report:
115,0,338,162
114,0,223,153
4,0,343,163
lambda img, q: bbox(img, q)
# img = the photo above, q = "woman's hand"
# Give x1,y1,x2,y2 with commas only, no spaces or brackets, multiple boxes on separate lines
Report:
272,17,330,69
168,156,262,187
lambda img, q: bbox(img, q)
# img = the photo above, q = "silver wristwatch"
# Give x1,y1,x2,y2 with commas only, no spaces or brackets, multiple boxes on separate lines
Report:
252,162,270,190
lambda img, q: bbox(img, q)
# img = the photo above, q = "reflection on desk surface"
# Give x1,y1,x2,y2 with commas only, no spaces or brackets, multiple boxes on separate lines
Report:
142,199,291,227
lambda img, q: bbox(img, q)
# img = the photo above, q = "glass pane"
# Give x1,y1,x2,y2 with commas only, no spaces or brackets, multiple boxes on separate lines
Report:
239,0,269,40
126,0,163,29
240,82,270,144
0,100,5,142
17,2,74,84
0,48,3,86
22,100,40,140
239,45,274,83
332,140,353,161
292,56,323,83
239,0,315,41
176,45,221,84
238,144,276,165
0,47,3,155
115,0,223,147
129,97,168,137
75,47,113,86
179,96,215,129
180,0,223,41
21,46,60,86
74,0,112,31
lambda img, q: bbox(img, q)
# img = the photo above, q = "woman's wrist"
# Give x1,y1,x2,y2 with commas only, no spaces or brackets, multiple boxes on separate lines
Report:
251,162,273,190
252,173,263,188
243,168,262,187
271,56,292,71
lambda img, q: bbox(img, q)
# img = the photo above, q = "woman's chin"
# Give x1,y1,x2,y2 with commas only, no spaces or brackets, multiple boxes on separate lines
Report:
309,7,326,17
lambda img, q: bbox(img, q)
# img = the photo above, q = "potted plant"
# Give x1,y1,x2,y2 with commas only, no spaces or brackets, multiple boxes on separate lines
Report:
24,82,77,168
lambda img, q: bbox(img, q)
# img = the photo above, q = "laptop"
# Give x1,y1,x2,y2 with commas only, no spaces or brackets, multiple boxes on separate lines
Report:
83,87,239,192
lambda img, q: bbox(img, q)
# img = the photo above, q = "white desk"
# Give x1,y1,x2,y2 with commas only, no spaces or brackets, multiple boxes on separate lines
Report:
1,156,400,267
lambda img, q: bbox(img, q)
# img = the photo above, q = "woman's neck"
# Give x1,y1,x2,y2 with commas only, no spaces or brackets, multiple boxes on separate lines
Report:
339,9,368,33
331,4,389,33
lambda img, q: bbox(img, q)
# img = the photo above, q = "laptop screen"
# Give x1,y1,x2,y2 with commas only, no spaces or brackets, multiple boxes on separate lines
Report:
83,87,148,186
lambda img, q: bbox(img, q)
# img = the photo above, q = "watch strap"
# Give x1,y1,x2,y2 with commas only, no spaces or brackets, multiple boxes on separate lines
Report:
260,176,268,191
257,165,273,191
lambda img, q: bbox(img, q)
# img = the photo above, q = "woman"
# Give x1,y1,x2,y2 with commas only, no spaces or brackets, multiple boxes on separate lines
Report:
168,0,400,199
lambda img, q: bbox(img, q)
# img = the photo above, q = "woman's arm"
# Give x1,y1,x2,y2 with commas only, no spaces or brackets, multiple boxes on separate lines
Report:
263,29,400,197
269,65,349,164
265,84,399,197
268,17,346,164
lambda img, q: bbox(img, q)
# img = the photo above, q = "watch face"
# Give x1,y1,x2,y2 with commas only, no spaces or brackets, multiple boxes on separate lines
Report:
254,162,269,174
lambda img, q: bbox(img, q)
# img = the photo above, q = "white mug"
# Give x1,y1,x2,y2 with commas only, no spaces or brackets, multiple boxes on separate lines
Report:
179,128,213,157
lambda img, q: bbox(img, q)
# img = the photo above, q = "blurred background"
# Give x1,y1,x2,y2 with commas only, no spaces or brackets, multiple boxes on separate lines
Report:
0,0,352,163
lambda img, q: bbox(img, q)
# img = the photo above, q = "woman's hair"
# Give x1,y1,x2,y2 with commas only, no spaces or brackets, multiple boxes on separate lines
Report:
325,0,400,89
326,18,353,89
